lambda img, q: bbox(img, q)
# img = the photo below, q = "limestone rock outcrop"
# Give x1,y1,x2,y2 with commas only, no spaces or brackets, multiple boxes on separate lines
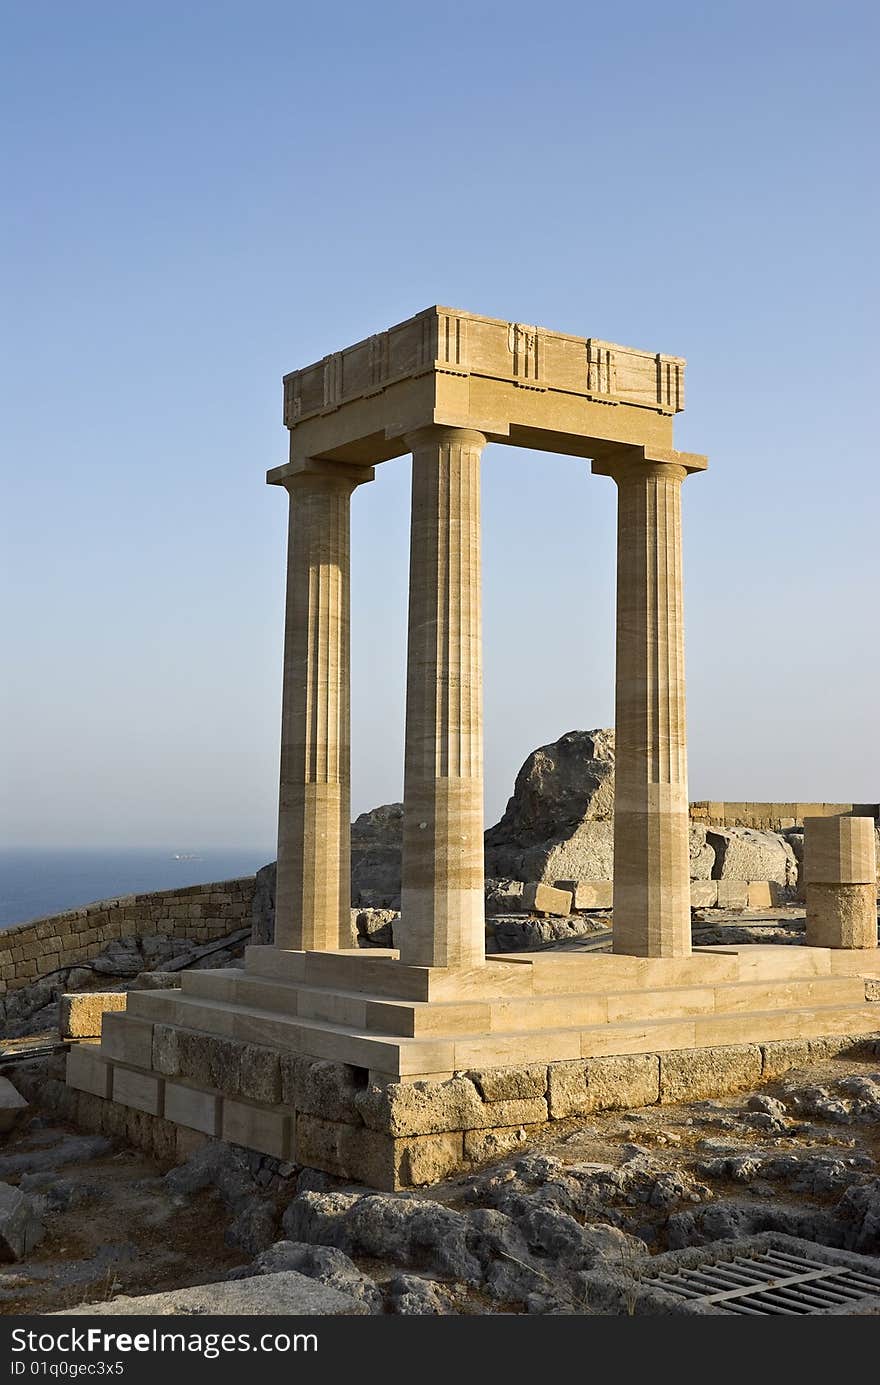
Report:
484,730,616,883
350,803,403,908
250,727,824,934
252,803,405,939
706,826,798,889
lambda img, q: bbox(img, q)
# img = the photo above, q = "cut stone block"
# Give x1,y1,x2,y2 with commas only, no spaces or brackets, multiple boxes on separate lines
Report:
807,883,877,951
151,1023,180,1077
393,1131,464,1187
659,1044,762,1101
690,881,718,907
282,1054,364,1123
240,1044,282,1104
465,1064,548,1101
59,991,127,1039
548,1053,660,1119
746,881,773,908
0,1077,28,1133
356,1073,546,1137
521,882,573,916
488,993,608,1029
463,1125,538,1163
716,880,749,909
164,1082,222,1137
293,1113,391,1187
697,943,832,979
66,1044,113,1100
605,986,715,1022
51,1271,368,1315
100,1012,154,1068
222,1097,291,1159
805,815,877,884
580,1019,696,1059
365,998,491,1037
554,879,613,910
112,1067,164,1117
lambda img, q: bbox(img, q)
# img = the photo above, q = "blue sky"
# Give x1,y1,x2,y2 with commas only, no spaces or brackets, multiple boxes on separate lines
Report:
1,0,877,848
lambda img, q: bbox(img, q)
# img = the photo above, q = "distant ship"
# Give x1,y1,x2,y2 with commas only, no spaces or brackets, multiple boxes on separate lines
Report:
171,853,202,861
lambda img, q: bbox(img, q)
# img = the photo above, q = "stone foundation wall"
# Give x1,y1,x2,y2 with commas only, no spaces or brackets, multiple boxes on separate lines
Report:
61,1030,879,1190
0,878,256,994
690,802,879,831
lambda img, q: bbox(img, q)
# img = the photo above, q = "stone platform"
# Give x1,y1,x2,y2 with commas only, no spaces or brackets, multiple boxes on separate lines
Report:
67,943,880,1189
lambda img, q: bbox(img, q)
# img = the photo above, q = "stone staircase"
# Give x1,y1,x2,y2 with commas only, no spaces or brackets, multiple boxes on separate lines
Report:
118,942,880,1081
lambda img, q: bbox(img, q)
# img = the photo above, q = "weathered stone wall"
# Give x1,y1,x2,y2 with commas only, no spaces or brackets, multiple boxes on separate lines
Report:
62,1027,879,1190
690,802,879,831
0,878,256,995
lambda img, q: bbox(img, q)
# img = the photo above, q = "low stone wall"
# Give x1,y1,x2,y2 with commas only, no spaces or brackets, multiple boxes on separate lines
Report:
690,802,879,831
61,1029,879,1190
0,878,256,995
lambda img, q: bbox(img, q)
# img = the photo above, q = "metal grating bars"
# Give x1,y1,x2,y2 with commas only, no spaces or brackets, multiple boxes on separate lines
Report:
646,1247,880,1315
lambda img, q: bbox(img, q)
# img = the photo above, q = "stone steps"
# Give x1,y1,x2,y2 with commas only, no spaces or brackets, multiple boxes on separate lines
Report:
695,944,836,979
291,1000,880,1073
173,964,866,1036
241,942,849,999
121,977,879,1078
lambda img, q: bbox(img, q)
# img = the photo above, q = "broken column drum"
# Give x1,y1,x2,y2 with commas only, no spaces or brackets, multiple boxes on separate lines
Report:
270,308,708,963
804,816,878,950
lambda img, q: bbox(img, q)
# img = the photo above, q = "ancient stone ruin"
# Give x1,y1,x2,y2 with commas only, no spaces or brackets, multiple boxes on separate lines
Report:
62,306,880,1191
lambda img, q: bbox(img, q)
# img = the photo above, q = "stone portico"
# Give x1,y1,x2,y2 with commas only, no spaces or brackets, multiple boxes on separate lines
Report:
67,307,879,1188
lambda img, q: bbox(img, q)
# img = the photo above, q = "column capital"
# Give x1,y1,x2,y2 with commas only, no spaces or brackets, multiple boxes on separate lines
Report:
591,443,707,482
267,458,375,490
404,425,488,452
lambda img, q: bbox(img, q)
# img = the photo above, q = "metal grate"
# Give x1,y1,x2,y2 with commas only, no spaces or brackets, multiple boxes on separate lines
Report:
645,1247,880,1315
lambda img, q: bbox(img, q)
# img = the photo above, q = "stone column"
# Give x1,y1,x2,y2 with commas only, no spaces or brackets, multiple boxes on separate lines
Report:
274,460,373,951
399,427,487,970
594,448,699,958
805,816,878,949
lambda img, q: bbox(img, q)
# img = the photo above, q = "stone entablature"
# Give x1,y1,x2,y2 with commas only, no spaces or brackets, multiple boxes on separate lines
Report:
283,307,685,433
274,307,700,475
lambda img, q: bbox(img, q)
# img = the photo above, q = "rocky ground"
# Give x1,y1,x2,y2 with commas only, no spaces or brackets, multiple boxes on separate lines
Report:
3,1047,880,1315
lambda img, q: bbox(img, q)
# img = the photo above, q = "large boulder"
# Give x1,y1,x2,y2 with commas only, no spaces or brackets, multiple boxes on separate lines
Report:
251,803,405,940
350,803,403,908
0,1182,43,1261
251,862,276,945
484,730,616,884
689,825,716,881
707,826,798,888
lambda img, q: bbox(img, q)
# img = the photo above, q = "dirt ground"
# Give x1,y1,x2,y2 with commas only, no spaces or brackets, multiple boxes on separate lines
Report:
0,1113,245,1314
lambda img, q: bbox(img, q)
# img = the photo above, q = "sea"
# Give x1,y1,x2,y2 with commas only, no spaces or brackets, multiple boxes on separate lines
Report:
0,848,274,931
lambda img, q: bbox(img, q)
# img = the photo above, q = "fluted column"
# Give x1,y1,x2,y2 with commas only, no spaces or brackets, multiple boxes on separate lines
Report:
399,427,487,969
275,460,373,951
595,449,696,958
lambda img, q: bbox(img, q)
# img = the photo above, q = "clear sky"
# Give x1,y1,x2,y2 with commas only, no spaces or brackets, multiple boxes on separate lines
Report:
2,0,877,849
